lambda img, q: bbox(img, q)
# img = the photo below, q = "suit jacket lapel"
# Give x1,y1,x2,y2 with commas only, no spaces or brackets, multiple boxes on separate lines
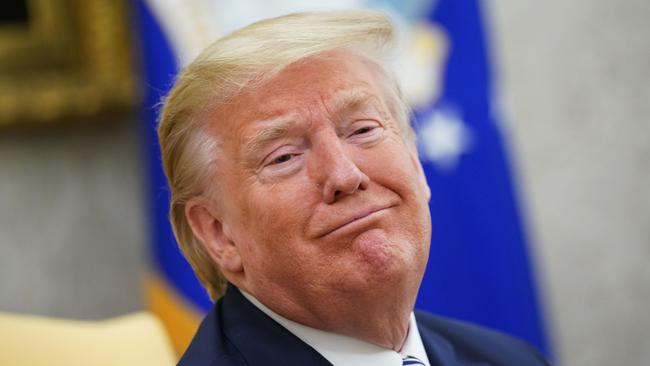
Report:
221,286,332,366
415,312,489,366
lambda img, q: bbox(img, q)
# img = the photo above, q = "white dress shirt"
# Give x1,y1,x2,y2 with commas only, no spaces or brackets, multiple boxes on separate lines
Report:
241,290,431,366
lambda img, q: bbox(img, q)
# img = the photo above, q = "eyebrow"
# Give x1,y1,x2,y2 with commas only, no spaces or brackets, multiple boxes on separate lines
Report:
241,114,303,165
327,88,384,116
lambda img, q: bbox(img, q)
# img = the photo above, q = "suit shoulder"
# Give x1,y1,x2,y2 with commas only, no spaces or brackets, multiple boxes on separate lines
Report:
177,301,246,366
415,311,549,365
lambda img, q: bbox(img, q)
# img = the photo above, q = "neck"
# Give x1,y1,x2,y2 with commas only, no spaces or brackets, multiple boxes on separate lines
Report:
334,300,412,350
241,283,417,351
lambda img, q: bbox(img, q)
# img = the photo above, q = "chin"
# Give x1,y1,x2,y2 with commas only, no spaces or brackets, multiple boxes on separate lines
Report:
351,237,419,288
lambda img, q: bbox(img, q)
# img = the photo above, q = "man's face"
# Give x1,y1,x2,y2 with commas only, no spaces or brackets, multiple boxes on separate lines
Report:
207,52,431,321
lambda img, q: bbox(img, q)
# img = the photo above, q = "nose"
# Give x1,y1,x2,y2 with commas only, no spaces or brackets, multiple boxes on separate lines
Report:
312,134,370,204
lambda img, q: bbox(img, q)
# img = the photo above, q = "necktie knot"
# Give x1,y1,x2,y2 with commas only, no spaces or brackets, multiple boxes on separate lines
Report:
402,355,426,365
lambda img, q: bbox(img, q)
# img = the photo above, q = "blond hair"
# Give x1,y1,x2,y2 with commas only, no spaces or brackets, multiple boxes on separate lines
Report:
158,10,412,299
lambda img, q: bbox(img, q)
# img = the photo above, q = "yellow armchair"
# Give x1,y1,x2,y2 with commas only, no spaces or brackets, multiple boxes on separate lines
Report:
0,311,176,366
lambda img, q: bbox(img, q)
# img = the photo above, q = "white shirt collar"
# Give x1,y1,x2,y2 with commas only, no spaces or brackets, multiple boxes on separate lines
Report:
241,290,430,366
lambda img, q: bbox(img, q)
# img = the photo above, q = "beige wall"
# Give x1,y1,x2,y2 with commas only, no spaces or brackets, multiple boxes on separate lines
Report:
490,0,650,365
0,118,146,319
0,1,648,365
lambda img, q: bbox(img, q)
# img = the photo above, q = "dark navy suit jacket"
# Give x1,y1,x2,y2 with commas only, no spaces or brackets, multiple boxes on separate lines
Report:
178,287,548,366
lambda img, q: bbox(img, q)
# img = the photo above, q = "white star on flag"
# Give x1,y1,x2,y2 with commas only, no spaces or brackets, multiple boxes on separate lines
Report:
418,108,473,171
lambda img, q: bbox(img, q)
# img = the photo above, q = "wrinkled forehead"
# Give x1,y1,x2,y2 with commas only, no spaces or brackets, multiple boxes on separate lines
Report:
208,51,390,138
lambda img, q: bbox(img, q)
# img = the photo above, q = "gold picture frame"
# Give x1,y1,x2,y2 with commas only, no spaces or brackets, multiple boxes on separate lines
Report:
0,0,138,126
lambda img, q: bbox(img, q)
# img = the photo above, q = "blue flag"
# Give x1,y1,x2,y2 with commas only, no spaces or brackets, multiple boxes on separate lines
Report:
412,0,552,356
135,0,212,353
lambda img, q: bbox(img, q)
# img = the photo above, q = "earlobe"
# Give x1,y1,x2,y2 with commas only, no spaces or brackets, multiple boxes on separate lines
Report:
185,197,244,274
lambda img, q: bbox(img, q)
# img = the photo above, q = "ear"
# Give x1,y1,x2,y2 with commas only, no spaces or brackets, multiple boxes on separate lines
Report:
408,144,431,202
185,197,243,275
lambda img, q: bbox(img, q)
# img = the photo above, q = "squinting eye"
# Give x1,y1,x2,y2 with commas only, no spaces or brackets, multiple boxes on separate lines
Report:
352,126,374,135
270,153,293,165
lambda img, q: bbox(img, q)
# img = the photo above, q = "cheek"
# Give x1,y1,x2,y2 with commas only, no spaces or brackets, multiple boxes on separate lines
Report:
367,141,424,194
239,177,316,261
242,202,317,289
364,140,432,249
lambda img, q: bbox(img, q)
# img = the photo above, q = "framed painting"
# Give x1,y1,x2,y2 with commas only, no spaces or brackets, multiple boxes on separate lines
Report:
0,0,138,126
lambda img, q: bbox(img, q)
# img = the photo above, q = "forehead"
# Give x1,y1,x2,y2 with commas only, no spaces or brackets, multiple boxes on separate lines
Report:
210,52,387,139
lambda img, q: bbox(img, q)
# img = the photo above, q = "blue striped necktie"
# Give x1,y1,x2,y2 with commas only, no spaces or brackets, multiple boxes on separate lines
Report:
402,355,426,365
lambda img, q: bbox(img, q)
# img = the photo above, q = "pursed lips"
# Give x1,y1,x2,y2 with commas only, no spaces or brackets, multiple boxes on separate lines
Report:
315,203,396,238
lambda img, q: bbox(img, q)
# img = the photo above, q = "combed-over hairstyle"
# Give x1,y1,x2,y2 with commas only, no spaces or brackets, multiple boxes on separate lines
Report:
158,10,413,299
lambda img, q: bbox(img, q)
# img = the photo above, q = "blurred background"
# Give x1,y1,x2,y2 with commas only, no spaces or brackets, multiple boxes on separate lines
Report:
0,0,648,365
